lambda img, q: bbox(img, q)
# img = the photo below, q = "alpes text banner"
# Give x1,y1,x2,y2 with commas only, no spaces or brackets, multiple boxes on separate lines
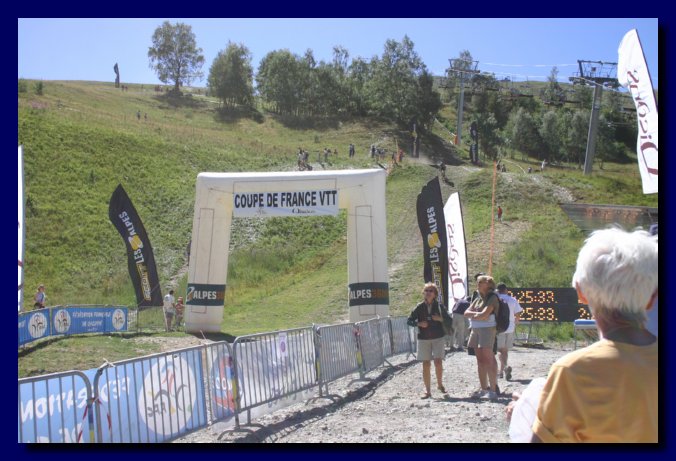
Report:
108,184,163,307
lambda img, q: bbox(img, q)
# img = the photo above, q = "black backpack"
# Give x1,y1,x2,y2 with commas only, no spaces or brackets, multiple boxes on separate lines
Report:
491,293,511,333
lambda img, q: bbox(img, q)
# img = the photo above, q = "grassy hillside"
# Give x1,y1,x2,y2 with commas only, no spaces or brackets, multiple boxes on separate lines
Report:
19,80,657,337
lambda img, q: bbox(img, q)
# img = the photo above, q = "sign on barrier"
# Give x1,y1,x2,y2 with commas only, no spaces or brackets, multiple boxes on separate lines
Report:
18,371,94,443
233,328,317,426
18,309,51,347
52,307,128,336
205,342,237,424
18,307,128,347
95,348,207,442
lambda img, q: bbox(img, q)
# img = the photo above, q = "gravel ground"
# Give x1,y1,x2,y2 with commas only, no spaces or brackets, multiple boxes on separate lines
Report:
173,343,572,443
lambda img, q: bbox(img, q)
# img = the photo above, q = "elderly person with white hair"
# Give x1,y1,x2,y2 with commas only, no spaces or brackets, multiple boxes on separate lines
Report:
531,227,658,443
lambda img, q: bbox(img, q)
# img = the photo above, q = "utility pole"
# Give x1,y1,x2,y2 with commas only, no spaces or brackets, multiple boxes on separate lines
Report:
447,58,479,146
569,60,619,175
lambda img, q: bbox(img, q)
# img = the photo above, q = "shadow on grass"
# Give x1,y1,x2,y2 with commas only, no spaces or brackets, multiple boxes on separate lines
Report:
154,90,207,109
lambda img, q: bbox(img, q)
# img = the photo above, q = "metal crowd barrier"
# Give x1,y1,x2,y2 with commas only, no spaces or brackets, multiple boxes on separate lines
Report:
389,316,415,356
354,318,386,376
92,345,208,442
232,327,317,427
18,370,96,443
18,316,417,442
514,321,543,346
203,341,237,424
315,323,360,391
573,319,598,349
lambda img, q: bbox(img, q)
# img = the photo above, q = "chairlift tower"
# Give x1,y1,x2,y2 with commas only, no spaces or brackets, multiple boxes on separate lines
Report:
569,60,619,175
447,58,480,146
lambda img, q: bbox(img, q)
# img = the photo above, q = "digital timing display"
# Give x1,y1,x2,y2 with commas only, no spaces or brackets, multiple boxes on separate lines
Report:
506,288,591,322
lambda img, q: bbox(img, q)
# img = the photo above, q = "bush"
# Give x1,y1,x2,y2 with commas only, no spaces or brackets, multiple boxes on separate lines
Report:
18,79,28,93
34,81,44,95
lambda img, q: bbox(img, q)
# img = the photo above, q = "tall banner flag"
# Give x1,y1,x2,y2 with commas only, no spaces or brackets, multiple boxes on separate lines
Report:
108,184,163,307
416,177,449,308
617,29,658,194
443,192,469,306
18,146,25,312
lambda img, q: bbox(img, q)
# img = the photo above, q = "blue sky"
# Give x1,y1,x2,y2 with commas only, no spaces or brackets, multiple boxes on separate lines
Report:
18,18,658,89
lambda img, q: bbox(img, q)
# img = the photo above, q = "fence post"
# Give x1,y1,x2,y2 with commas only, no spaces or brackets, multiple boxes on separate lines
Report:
92,360,115,442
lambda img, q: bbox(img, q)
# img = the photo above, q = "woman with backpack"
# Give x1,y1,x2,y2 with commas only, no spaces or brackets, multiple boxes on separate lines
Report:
464,275,500,400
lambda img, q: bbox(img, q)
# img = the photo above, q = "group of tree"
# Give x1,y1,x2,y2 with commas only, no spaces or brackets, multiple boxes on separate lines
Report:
450,56,636,167
147,22,441,132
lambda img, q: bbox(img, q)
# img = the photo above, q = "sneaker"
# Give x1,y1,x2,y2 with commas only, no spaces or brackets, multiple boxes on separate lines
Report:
484,390,498,401
471,389,487,399
505,366,512,381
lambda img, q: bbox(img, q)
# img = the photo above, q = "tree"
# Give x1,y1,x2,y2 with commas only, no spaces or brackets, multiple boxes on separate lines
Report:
564,110,589,167
364,36,440,126
508,107,541,157
256,50,303,115
542,66,564,105
148,21,205,92
208,42,254,108
475,113,500,160
539,110,562,161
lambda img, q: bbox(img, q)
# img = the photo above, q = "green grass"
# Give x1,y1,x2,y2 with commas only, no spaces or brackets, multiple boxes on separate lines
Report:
18,81,657,376
18,333,162,377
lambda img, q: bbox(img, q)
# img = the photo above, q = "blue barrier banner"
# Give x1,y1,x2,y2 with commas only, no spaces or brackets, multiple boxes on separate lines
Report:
52,307,128,336
18,372,93,443
97,350,207,442
206,345,237,422
18,310,51,347
19,350,206,443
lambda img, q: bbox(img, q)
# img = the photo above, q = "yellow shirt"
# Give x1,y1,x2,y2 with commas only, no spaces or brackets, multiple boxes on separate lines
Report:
533,339,658,443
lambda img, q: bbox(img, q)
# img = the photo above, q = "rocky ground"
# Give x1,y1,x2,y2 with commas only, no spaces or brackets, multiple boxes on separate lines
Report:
171,341,572,444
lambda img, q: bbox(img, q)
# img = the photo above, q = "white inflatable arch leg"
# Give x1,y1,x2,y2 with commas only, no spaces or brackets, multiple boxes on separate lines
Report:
184,169,389,333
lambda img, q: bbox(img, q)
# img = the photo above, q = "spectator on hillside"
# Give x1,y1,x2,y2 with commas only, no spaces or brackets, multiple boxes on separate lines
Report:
407,282,448,399
34,284,46,310
531,227,658,442
496,283,522,380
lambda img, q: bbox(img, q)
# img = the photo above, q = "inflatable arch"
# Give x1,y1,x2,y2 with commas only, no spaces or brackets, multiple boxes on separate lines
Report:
184,169,389,333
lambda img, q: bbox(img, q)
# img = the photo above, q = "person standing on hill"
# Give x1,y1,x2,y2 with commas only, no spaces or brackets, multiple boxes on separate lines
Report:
33,284,46,309
407,282,447,399
497,205,503,223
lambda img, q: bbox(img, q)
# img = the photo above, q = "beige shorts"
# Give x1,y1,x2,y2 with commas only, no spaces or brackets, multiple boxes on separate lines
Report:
417,338,445,361
468,327,497,349
497,332,515,349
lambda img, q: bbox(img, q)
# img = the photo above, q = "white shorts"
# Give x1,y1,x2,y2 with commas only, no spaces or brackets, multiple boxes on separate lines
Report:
497,332,515,349
417,338,445,361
